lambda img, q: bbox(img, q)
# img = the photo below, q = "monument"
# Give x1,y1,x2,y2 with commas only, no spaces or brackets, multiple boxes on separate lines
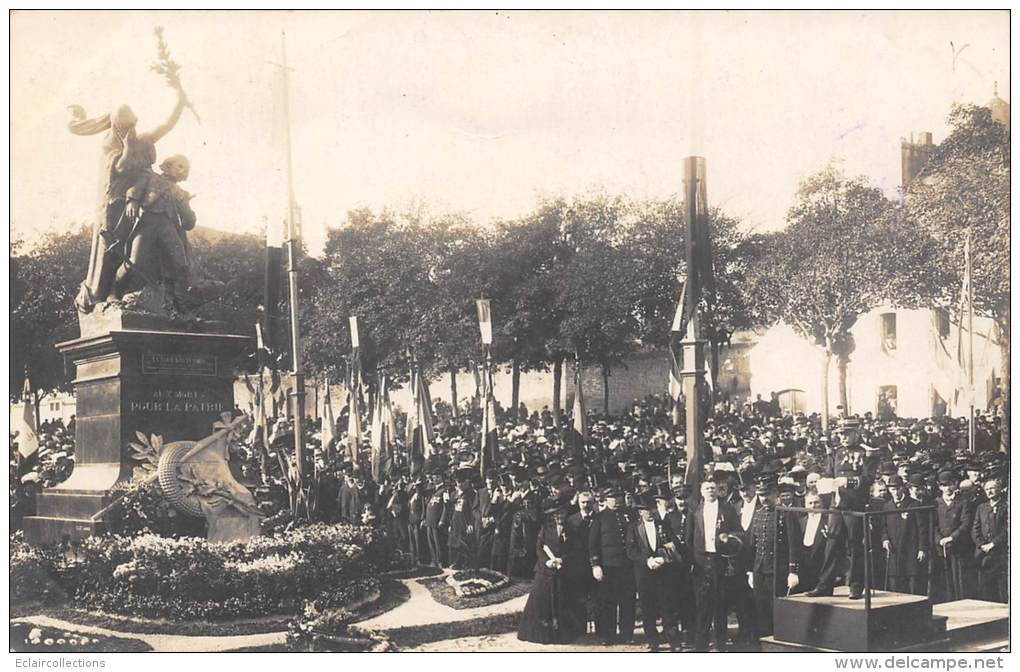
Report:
22,28,254,545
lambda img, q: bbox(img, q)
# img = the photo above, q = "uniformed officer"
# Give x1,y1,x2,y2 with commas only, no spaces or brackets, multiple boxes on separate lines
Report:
747,477,789,638
588,484,636,645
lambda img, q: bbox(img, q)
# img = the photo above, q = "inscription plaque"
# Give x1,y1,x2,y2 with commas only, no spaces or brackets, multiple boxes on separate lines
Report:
142,352,218,376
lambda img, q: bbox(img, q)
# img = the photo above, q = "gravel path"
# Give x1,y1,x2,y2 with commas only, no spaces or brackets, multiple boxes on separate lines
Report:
15,615,287,653
352,569,529,631
406,631,652,653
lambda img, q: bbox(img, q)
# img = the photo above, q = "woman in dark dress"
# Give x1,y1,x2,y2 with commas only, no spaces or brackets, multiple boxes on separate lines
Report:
516,497,584,644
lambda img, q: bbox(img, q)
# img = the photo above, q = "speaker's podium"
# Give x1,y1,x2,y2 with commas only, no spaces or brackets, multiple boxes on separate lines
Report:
770,587,946,651
763,504,1008,653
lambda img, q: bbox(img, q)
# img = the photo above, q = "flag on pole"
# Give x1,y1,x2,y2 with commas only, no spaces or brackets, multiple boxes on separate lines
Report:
349,316,360,348
406,362,435,476
14,377,38,462
320,377,336,454
346,383,363,464
567,355,588,449
476,299,493,345
371,374,396,483
954,234,974,410
669,282,686,400
479,382,498,476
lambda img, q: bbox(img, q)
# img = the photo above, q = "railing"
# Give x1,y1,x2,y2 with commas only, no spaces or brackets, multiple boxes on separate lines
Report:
773,503,936,615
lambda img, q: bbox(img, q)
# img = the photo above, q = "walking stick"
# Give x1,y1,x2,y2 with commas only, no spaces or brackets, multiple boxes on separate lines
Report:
884,547,891,591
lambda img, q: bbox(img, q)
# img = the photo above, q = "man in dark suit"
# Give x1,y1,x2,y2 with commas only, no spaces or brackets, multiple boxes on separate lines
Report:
626,492,680,651
972,477,1008,603
685,478,741,652
934,470,973,602
882,475,928,595
807,463,872,598
565,489,597,633
788,490,828,593
589,484,636,645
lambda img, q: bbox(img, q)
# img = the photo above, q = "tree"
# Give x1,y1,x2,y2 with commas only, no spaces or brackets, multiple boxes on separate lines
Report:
905,104,1010,449
11,225,92,412
188,226,265,338
749,164,903,430
553,193,640,414
489,200,569,419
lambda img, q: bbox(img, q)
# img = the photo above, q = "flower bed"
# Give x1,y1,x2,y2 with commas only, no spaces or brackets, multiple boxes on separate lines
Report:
444,568,511,597
10,623,151,653
13,522,401,621
10,540,67,605
286,603,394,653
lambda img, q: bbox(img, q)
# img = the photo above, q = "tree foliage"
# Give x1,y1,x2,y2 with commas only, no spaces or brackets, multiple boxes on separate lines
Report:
906,104,1010,333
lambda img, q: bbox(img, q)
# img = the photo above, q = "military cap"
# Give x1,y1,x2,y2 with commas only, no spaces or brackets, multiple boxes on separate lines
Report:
886,475,905,487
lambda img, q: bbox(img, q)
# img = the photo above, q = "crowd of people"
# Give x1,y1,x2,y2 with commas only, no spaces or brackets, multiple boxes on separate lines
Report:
11,391,1009,652
313,392,1008,652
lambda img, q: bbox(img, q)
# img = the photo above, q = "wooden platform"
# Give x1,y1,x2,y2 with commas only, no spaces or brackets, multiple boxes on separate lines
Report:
773,587,943,651
765,594,1008,653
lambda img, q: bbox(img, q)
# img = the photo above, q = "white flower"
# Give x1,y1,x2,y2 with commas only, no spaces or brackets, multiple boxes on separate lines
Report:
67,639,78,646
44,639,54,646
28,628,42,641
91,638,100,645
56,638,66,645
29,639,40,645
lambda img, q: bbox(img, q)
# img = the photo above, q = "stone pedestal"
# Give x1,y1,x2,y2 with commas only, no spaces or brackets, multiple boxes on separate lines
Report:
23,328,250,546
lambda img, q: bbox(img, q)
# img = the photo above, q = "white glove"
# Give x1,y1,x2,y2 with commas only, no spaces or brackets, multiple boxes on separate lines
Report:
787,573,799,591
747,572,754,589
546,558,560,569
592,565,604,582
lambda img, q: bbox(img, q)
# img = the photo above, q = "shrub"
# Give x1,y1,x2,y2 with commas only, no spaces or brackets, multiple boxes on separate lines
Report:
10,539,66,605
59,522,398,621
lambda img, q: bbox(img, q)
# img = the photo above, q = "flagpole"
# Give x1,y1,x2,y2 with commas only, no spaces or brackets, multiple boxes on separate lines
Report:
278,31,307,499
681,156,709,498
967,228,975,454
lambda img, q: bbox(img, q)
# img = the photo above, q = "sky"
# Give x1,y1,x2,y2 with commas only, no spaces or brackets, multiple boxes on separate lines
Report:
10,10,1010,255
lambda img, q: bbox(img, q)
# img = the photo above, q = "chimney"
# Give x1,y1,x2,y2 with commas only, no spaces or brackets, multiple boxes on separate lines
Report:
901,132,934,190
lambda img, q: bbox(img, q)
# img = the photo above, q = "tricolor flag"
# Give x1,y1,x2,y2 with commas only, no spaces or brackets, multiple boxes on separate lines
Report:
14,377,39,465
669,282,686,401
370,374,397,483
476,299,493,345
346,317,365,464
567,355,588,449
320,377,336,455
954,233,974,411
406,362,435,477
